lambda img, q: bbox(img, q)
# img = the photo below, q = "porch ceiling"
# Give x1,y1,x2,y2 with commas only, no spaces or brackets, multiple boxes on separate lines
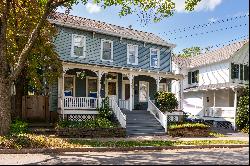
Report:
62,61,184,80
183,82,247,92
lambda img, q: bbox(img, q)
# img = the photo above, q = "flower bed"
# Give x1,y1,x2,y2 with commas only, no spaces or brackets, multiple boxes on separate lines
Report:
55,118,125,138
56,127,126,138
168,122,210,137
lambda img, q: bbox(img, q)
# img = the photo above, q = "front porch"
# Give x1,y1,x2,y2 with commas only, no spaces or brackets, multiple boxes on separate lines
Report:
183,84,246,130
57,62,183,116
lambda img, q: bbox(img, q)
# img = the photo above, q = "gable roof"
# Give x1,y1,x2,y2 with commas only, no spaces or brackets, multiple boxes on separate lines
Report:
48,12,175,48
173,39,249,69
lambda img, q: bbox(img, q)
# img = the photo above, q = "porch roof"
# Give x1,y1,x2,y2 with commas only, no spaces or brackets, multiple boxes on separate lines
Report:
62,61,184,80
183,82,247,92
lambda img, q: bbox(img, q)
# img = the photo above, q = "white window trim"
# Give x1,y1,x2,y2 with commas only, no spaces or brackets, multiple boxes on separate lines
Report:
139,81,149,102
101,39,113,62
64,75,76,97
159,83,167,91
71,34,86,58
86,76,98,97
150,48,160,68
127,44,138,65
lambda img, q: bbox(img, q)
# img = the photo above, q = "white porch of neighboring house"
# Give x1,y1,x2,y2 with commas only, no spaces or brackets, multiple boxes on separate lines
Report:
183,83,246,130
57,62,183,124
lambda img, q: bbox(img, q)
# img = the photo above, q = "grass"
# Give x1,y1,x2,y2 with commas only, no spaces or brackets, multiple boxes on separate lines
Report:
0,134,247,150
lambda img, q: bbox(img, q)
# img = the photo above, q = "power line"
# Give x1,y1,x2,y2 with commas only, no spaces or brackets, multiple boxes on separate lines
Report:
169,23,248,40
174,35,249,54
163,13,249,36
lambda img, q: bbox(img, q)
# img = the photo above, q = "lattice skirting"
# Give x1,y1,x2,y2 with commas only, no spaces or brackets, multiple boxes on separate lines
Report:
59,114,97,121
167,115,179,122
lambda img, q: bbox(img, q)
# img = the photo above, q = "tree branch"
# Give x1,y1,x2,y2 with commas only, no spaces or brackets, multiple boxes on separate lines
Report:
8,0,54,82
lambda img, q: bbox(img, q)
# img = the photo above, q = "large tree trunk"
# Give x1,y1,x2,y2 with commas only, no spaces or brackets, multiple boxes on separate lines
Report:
0,77,11,135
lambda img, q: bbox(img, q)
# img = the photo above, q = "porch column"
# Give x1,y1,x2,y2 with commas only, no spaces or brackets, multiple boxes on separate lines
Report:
97,70,105,107
128,74,134,111
61,67,69,120
233,88,238,131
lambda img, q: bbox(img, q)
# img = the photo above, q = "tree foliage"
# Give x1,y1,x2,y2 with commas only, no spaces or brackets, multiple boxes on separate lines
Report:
178,46,201,57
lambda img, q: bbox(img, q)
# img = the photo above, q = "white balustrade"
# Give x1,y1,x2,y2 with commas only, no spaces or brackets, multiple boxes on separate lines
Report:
147,98,167,133
118,99,130,110
205,107,235,118
64,97,98,109
111,98,126,128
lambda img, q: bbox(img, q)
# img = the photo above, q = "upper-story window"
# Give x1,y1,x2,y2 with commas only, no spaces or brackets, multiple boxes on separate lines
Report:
71,34,86,58
188,70,199,84
101,39,113,62
231,63,249,81
127,44,138,65
150,48,160,68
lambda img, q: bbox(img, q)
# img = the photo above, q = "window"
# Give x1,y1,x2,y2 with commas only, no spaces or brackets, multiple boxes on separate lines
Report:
64,76,75,96
188,70,199,84
150,48,160,68
240,64,244,80
159,83,167,91
231,63,239,79
87,77,97,97
101,39,113,61
127,44,138,65
71,34,86,57
139,81,149,102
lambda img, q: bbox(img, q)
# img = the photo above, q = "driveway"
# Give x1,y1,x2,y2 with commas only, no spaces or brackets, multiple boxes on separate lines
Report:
0,147,248,165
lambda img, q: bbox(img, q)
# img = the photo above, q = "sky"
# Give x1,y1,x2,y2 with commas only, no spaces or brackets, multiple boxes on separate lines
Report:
57,0,249,54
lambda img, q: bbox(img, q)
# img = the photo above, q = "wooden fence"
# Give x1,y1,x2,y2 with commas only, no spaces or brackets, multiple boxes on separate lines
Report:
22,96,50,122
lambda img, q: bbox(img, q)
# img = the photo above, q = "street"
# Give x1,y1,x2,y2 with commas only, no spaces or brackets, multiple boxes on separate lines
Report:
0,147,249,165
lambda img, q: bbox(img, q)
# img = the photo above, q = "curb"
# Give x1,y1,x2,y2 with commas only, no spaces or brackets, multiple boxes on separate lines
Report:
0,144,248,154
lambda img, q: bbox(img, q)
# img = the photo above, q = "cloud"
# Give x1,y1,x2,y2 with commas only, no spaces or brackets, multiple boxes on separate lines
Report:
208,17,218,22
86,2,101,14
174,0,223,13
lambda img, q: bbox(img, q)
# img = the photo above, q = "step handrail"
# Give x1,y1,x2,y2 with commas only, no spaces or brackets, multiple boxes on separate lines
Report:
147,98,167,132
110,98,126,128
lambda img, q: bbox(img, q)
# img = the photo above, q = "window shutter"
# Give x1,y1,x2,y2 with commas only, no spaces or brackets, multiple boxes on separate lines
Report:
195,70,199,83
188,72,191,84
244,65,249,81
231,63,235,79
240,64,244,80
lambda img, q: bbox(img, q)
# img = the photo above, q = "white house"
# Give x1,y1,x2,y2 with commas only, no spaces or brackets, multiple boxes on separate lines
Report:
172,39,249,129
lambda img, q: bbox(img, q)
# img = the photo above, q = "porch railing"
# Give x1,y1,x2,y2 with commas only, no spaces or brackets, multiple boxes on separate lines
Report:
147,98,167,132
204,107,235,118
110,98,126,128
118,99,130,110
64,97,98,110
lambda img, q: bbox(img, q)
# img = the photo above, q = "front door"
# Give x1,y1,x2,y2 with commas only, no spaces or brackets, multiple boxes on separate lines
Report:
107,81,117,102
124,84,130,100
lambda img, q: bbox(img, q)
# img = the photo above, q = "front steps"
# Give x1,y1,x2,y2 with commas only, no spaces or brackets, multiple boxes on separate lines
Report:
122,110,165,136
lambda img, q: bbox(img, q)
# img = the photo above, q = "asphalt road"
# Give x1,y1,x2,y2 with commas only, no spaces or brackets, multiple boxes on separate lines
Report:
0,147,249,165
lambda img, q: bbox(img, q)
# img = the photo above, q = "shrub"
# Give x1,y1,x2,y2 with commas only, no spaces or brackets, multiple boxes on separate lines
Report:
56,117,116,129
168,122,209,130
236,87,249,131
96,97,113,120
154,91,178,113
10,119,28,135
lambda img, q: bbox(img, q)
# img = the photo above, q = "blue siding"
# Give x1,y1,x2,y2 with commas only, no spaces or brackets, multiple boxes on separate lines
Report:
54,26,172,72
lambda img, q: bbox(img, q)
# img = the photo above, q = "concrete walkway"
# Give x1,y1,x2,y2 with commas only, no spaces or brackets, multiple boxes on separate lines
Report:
0,147,249,165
